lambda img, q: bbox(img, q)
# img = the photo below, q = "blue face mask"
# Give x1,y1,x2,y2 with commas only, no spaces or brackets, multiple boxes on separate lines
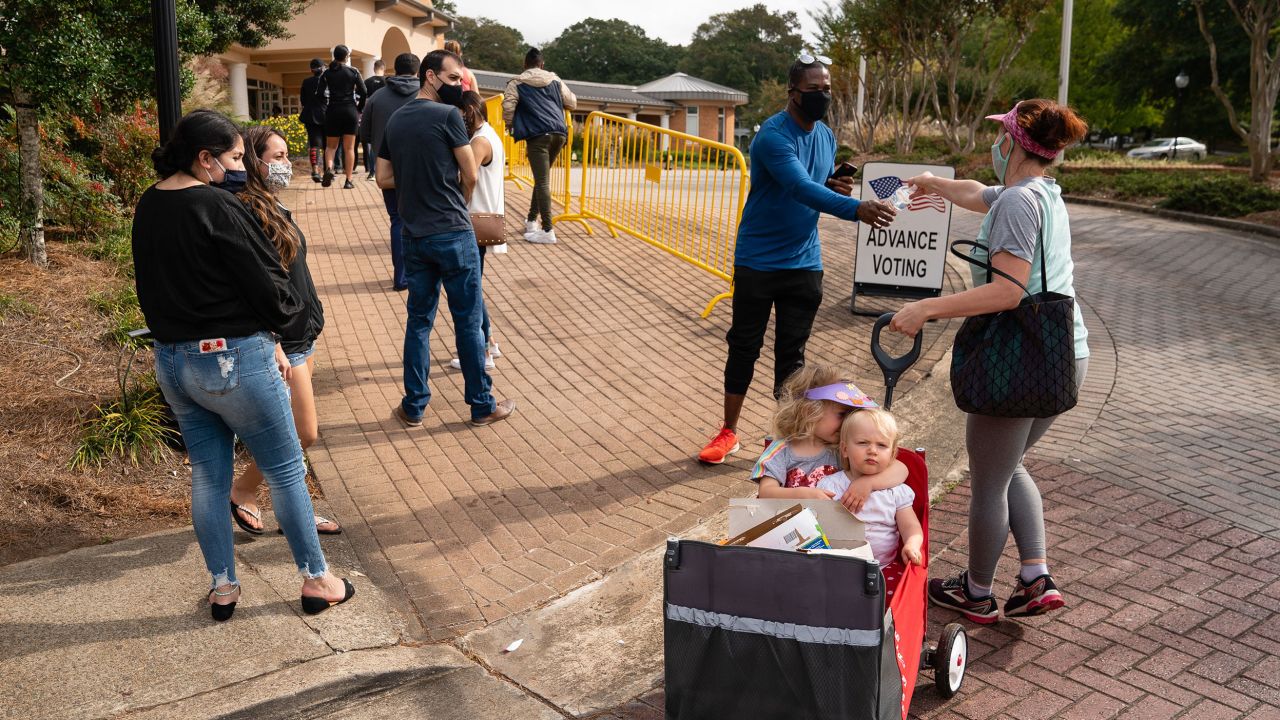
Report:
991,132,1012,185
209,158,248,194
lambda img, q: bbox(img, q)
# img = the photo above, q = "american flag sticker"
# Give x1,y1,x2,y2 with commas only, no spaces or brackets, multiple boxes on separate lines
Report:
868,176,946,213
199,338,227,353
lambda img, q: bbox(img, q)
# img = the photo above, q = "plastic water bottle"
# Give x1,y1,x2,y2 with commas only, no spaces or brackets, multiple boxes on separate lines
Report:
891,185,914,211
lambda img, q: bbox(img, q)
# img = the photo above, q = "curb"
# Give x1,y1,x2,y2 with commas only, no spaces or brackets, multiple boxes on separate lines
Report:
1064,194,1280,242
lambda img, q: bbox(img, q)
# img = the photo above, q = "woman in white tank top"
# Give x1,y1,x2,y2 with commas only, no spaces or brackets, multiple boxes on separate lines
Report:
451,92,506,371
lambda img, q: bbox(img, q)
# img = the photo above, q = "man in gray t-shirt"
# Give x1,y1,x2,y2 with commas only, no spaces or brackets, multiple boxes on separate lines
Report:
376,49,516,428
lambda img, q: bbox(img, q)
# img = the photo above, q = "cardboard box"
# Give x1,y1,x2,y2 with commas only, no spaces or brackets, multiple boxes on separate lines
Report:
729,498,873,560
723,504,830,551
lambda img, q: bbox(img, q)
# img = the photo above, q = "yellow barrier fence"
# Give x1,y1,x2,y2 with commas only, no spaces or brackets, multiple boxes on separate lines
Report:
484,95,573,212
553,111,749,317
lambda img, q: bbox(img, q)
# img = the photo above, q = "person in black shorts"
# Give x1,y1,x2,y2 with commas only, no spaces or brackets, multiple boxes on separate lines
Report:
318,44,363,189
299,59,327,183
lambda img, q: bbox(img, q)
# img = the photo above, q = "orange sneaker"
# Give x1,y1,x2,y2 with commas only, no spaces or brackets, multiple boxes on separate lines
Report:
698,426,740,464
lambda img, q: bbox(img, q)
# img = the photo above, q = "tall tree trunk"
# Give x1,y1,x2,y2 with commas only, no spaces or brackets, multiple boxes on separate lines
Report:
14,89,47,268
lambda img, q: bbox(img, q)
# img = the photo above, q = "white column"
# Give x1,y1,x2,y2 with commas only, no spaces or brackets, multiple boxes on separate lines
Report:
626,111,637,121
362,56,378,80
228,62,250,120
659,113,670,151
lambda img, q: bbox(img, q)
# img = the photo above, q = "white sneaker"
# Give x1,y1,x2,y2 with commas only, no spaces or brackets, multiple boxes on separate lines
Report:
489,341,502,358
449,354,495,370
525,220,538,234
525,228,557,244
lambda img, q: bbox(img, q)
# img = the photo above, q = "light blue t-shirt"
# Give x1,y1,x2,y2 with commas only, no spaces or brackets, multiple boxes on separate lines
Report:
734,111,863,272
971,177,1089,359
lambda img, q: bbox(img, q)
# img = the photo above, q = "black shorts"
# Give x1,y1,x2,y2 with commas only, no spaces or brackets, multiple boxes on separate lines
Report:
323,104,358,137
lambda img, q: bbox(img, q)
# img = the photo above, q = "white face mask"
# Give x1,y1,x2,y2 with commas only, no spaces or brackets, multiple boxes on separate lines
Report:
262,159,292,190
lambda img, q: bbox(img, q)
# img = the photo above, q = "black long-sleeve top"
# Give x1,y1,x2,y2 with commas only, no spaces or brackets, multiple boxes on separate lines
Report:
132,184,304,343
300,74,327,126
278,205,324,355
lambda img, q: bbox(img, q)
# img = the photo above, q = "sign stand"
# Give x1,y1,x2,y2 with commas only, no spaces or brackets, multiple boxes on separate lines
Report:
851,163,955,316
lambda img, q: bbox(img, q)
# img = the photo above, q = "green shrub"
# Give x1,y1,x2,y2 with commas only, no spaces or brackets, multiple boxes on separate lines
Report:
88,285,147,348
71,379,176,470
1159,175,1280,217
1056,168,1201,201
80,222,134,276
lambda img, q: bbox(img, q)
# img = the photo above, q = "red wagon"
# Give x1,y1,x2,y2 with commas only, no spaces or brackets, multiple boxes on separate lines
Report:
664,314,966,718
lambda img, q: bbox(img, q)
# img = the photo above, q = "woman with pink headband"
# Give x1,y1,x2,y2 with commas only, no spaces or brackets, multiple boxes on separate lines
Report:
888,99,1090,625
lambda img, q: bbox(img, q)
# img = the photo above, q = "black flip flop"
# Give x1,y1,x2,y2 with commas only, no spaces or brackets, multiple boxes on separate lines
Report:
230,502,265,535
301,578,356,615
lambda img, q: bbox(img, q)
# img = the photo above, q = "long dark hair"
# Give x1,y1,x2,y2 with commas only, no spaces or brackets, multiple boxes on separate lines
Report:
330,44,350,72
151,109,239,179
458,91,486,137
238,125,301,269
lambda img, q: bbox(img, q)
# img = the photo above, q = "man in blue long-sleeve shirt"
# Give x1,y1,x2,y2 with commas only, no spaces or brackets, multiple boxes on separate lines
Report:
698,56,896,465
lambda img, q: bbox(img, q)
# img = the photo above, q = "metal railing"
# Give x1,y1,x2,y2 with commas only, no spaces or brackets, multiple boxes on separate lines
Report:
553,112,749,317
484,95,573,212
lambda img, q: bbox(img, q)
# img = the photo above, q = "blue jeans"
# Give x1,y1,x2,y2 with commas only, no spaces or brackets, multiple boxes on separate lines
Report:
401,228,495,421
154,332,327,588
383,189,406,289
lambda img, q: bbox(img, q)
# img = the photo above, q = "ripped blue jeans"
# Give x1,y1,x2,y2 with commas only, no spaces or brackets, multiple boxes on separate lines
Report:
154,332,327,588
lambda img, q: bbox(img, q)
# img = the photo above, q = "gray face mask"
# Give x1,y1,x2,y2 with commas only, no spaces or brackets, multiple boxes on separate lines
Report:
263,159,292,190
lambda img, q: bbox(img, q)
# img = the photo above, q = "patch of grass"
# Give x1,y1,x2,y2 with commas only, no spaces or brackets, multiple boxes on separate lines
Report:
80,223,134,277
88,284,147,349
0,292,37,319
70,379,177,470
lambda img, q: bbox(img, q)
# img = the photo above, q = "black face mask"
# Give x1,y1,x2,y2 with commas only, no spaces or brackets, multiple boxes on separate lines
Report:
435,80,464,106
795,90,832,123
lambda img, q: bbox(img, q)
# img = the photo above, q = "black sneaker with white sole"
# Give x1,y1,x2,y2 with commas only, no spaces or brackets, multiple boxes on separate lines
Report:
928,571,999,624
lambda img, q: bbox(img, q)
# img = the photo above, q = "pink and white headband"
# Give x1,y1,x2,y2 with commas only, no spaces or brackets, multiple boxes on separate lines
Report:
985,102,1058,160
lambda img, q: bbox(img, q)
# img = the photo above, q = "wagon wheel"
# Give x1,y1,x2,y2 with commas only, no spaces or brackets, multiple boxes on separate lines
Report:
933,623,967,698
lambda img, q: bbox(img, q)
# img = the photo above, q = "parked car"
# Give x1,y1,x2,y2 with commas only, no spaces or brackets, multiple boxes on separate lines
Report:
1126,137,1207,161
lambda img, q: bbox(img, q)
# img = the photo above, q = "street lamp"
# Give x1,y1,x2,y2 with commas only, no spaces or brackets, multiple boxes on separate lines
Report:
151,0,182,144
1172,70,1189,160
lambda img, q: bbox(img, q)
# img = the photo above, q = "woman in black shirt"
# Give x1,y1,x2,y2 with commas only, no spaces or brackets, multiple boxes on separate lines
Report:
318,44,363,189
227,124,340,537
134,109,354,621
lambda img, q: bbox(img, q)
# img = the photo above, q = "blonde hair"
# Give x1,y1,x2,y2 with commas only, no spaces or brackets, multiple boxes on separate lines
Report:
771,363,847,443
837,408,900,472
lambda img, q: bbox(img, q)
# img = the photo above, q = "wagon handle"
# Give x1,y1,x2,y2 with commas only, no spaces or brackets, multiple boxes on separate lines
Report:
871,312,922,411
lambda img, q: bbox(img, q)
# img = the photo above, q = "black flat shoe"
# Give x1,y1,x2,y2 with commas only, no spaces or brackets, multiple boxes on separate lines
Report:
311,171,321,183
301,578,355,615
343,179,354,189
231,501,265,535
209,586,239,622
321,170,334,188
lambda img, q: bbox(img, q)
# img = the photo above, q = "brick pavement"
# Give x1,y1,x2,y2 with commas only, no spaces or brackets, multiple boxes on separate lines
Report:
288,178,964,641
290,177,1280,718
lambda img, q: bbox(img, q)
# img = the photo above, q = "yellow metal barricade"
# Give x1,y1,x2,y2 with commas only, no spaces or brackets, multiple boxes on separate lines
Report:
554,112,748,317
484,95,572,211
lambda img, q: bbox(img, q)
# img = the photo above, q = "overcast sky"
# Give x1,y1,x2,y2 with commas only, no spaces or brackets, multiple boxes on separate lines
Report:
454,1,824,48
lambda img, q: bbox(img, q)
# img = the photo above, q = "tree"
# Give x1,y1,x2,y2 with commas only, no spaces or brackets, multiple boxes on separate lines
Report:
1193,0,1280,180
542,18,682,86
0,0,305,268
683,4,803,128
450,16,527,74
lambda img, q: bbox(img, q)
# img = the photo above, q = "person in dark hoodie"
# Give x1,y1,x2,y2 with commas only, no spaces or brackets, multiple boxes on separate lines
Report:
299,59,328,183
503,47,576,245
359,52,421,291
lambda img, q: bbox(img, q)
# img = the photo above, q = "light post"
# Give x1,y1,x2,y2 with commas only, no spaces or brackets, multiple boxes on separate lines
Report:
1172,70,1189,160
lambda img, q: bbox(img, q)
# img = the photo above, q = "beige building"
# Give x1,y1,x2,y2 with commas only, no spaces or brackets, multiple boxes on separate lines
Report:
473,71,747,145
215,0,452,120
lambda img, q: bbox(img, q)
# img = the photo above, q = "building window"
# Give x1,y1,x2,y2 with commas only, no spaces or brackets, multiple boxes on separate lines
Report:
718,108,725,144
685,105,699,137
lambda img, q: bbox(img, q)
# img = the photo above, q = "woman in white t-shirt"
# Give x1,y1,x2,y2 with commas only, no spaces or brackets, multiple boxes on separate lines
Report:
451,91,506,371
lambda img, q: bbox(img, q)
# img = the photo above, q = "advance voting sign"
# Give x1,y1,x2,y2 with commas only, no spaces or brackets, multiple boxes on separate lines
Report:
852,162,955,314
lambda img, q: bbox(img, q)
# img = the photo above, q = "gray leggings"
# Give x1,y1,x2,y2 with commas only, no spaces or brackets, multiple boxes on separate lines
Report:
965,358,1088,588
